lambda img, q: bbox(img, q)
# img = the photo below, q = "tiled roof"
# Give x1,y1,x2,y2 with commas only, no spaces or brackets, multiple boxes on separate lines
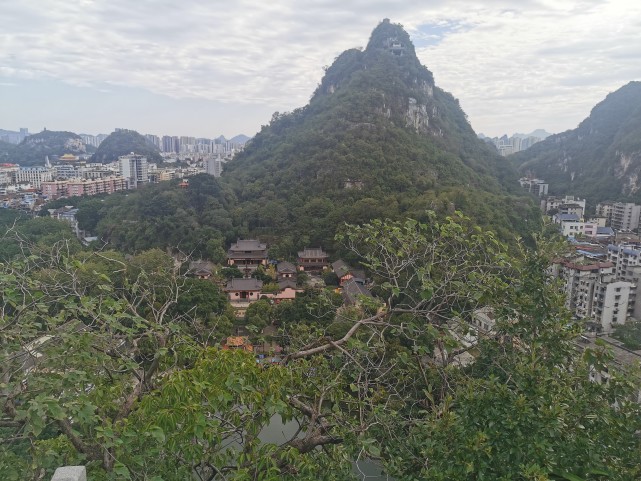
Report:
297,247,328,258
342,278,373,305
332,260,351,278
229,239,267,251
277,261,296,273
225,278,263,291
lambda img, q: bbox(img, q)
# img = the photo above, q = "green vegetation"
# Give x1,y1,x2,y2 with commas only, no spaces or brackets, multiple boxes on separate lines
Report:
222,20,539,248
0,215,81,261
0,140,16,163
1,130,86,166
33,20,539,260
612,320,641,350
1,212,640,480
92,129,163,164
513,81,641,206
47,174,236,257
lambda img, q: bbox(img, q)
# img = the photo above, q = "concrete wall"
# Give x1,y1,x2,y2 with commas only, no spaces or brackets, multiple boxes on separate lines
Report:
51,466,86,481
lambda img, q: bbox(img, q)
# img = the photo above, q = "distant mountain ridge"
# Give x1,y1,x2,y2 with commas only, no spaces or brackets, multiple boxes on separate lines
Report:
512,81,641,204
513,129,552,140
0,130,85,166
229,134,250,145
222,19,540,246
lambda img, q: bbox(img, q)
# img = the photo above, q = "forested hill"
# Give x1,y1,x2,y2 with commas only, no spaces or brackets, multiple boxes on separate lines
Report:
2,130,86,166
513,81,641,204
92,129,163,164
222,19,539,246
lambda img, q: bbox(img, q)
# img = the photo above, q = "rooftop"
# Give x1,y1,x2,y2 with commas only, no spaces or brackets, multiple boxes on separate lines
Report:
277,261,296,273
229,239,267,251
224,278,263,291
298,247,328,258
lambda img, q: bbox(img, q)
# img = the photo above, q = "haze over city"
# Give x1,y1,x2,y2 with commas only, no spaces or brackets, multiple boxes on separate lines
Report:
2,0,640,138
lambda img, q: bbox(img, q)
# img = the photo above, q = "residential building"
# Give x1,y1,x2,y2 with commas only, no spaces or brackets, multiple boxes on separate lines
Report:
119,153,149,189
0,164,19,185
596,202,614,225
607,244,641,319
552,258,634,332
560,221,598,238
592,276,632,332
204,155,223,177
42,176,127,199
13,167,53,188
544,196,586,217
611,202,641,232
519,177,549,197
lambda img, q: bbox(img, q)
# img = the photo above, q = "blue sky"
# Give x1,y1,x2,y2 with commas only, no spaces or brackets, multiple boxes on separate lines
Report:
1,0,640,138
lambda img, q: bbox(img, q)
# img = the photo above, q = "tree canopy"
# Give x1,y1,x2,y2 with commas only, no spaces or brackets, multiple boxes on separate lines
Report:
2,213,640,480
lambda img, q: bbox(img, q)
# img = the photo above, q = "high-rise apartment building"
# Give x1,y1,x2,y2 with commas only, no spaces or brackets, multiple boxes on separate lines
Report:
119,153,149,189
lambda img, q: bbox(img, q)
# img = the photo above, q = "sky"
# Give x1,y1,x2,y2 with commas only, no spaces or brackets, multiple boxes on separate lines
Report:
1,0,640,139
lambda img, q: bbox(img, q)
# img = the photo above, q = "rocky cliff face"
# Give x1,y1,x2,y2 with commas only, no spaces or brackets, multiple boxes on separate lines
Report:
313,19,443,137
513,81,641,203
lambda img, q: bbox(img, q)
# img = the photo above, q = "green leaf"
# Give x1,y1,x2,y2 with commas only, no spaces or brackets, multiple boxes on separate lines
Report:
148,425,166,443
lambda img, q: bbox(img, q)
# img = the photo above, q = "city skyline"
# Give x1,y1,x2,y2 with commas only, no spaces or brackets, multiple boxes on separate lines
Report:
2,0,640,138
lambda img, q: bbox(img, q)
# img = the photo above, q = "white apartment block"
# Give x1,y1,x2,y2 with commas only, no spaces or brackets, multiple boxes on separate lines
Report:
0,165,19,185
13,167,54,188
204,156,224,177
544,195,586,217
596,202,614,221
519,178,549,197
553,259,634,332
611,202,641,232
560,221,598,238
592,276,633,332
119,153,149,189
607,244,641,319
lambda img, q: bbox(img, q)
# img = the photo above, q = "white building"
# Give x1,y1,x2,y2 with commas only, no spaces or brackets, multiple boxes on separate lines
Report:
13,167,53,189
611,202,641,232
204,155,224,177
560,221,598,238
592,276,633,333
119,153,149,189
544,195,586,217
519,178,549,197
553,258,634,332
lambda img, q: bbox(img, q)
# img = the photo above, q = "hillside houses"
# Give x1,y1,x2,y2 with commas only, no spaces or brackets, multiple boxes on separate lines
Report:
221,240,375,317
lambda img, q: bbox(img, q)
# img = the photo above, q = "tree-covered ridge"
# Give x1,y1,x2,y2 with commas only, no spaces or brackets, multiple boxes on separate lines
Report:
2,130,86,166
45,174,235,259
222,20,538,247
91,129,163,164
0,140,16,163
513,81,641,205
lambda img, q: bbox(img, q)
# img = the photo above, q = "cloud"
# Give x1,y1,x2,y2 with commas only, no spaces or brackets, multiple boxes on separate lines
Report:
1,0,640,136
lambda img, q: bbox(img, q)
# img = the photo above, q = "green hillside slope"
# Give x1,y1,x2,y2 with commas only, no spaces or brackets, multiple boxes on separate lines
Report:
513,81,641,205
222,19,538,248
92,129,163,164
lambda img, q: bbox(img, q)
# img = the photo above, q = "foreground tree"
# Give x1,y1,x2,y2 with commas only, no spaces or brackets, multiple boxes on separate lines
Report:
1,213,640,480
